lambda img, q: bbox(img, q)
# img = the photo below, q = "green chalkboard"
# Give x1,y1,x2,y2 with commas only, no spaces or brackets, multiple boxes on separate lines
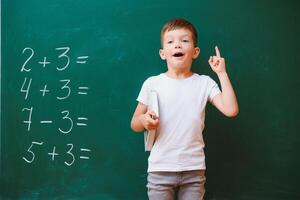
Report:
1,0,300,199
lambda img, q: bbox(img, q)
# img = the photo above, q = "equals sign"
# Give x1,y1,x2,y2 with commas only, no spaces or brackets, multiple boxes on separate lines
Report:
76,56,89,64
78,86,89,95
80,148,91,159
77,117,88,126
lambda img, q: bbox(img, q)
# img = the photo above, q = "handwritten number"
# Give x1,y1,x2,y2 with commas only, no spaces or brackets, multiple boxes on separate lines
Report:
21,47,34,72
55,47,70,71
22,107,33,132
56,79,71,100
58,110,73,134
20,77,32,100
22,141,44,163
64,144,75,166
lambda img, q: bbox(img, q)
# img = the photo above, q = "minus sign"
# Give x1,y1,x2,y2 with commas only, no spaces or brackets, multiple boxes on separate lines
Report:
40,121,53,124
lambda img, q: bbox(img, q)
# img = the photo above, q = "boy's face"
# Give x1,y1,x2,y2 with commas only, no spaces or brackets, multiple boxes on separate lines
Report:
159,28,200,71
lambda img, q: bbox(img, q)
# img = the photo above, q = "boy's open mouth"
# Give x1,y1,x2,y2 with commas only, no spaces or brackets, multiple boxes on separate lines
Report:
173,52,184,57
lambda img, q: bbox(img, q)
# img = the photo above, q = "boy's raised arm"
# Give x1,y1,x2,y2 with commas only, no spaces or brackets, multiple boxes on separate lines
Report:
208,46,239,117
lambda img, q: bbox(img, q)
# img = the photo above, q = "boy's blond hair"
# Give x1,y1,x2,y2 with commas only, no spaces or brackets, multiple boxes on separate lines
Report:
161,18,198,47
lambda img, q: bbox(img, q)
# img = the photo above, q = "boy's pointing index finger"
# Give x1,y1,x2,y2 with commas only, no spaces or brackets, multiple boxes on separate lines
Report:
215,46,221,57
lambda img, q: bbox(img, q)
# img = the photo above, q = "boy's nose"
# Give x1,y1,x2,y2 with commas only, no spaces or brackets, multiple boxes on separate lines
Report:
174,41,182,48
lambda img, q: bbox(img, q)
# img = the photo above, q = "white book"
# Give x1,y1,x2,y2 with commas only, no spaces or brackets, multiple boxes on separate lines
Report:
144,90,159,151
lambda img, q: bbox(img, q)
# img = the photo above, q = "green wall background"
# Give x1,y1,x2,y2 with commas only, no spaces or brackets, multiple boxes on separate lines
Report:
1,0,300,199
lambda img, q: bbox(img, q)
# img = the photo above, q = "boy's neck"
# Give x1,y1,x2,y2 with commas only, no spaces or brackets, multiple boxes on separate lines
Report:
165,68,193,79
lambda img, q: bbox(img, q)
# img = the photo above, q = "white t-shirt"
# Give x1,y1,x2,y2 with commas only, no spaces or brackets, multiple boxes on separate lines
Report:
137,73,221,172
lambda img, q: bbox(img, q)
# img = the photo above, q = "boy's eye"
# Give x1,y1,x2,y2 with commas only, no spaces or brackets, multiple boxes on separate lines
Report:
182,39,189,42
167,41,173,44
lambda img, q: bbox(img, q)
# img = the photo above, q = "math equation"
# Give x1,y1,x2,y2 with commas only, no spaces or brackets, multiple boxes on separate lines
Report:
19,46,91,166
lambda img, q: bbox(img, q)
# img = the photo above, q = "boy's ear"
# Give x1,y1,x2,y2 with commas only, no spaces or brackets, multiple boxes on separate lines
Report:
193,47,200,59
159,49,166,60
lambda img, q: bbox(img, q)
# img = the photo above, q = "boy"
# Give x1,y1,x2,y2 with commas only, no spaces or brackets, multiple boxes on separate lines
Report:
131,18,239,200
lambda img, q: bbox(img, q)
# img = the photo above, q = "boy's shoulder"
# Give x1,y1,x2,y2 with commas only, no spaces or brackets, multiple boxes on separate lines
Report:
193,73,213,78
194,73,217,82
143,73,164,83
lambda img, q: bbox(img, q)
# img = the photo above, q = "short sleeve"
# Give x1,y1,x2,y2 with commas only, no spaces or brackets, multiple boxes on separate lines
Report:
137,78,151,106
207,76,221,103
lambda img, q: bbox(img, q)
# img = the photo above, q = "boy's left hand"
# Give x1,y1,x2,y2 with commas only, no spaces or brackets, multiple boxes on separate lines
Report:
208,46,226,74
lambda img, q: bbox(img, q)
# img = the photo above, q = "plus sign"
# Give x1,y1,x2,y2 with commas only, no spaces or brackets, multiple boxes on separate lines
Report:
38,57,51,68
48,146,59,161
40,85,50,96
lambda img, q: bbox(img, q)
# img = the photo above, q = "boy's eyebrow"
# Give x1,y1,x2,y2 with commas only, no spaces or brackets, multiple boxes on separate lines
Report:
165,33,192,38
181,35,192,38
163,36,174,41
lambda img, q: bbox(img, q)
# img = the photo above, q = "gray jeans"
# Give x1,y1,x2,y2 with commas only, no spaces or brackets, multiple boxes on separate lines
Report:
147,170,206,200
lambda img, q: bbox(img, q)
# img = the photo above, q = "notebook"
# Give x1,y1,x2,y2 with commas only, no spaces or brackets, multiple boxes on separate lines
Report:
144,90,159,151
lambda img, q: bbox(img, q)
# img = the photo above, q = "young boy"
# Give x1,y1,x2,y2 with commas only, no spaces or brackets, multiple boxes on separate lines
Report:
131,18,239,200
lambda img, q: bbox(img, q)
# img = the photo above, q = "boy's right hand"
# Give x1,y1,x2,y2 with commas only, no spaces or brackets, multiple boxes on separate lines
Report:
139,110,160,131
